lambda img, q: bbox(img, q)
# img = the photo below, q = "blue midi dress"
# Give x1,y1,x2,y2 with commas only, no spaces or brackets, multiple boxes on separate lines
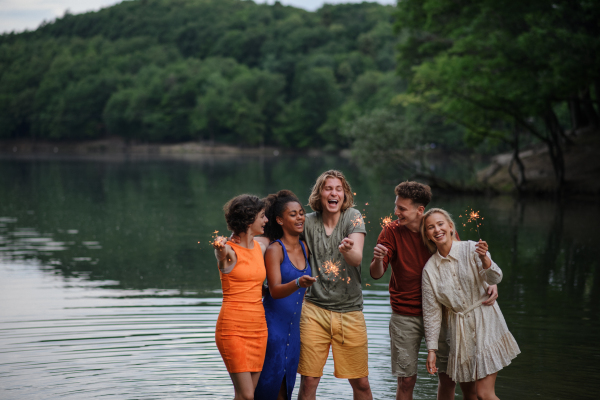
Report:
254,239,311,400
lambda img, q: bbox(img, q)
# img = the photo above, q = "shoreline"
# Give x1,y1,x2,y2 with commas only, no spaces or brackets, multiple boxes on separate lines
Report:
0,137,351,159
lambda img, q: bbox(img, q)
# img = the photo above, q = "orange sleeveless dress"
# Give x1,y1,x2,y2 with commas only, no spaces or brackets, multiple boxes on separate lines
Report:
215,240,268,373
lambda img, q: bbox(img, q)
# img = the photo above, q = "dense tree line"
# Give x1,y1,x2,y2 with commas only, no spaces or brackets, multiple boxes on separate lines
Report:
393,0,600,190
2,0,461,150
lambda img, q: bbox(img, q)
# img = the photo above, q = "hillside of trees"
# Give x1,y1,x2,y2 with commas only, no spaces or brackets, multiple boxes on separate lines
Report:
2,0,599,191
0,0,465,151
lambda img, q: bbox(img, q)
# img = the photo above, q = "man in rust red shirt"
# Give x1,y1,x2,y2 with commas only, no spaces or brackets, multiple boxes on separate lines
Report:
370,181,498,400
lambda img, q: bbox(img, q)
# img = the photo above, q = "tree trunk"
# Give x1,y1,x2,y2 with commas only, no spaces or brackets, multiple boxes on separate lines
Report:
580,87,600,128
543,109,566,191
508,124,526,193
568,97,588,131
595,79,600,118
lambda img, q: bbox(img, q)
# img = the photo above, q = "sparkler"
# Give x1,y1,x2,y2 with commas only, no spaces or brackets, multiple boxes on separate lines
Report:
211,230,226,249
380,214,395,229
459,209,484,239
346,213,365,238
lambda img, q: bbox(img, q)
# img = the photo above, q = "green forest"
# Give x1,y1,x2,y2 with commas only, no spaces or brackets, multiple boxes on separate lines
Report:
1,0,599,188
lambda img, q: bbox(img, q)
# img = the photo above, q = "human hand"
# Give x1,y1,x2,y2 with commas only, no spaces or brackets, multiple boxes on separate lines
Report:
299,275,317,288
482,284,498,306
475,239,491,269
339,238,354,253
212,236,228,250
426,351,438,375
229,233,241,244
373,244,388,260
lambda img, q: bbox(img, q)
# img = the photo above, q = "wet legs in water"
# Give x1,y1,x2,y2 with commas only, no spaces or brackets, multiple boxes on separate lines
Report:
459,372,499,400
395,373,455,400
230,371,261,400
298,375,373,400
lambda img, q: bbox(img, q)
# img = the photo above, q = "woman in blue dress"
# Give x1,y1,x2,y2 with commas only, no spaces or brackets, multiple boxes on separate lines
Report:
254,190,316,400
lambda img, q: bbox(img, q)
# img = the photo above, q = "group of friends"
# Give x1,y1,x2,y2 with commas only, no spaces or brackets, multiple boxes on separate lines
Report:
212,170,520,400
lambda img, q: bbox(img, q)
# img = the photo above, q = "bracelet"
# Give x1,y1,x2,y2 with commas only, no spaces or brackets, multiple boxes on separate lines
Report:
428,349,437,352
295,277,301,288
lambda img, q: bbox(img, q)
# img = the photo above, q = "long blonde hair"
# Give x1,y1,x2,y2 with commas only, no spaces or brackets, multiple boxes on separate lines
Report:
420,208,459,253
307,170,355,212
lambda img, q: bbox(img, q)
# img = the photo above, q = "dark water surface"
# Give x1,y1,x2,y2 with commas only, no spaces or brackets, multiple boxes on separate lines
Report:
0,156,598,399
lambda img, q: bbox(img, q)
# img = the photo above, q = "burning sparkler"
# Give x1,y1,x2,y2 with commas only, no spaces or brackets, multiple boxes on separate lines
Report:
211,230,226,249
459,209,483,239
346,213,365,237
380,214,395,229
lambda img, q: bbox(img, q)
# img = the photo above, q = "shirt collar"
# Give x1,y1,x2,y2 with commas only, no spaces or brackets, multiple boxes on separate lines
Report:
434,241,459,262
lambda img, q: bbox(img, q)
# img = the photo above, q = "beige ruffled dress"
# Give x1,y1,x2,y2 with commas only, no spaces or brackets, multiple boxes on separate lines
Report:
422,240,520,382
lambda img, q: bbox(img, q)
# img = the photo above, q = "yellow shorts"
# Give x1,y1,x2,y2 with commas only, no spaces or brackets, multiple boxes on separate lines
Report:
297,301,368,379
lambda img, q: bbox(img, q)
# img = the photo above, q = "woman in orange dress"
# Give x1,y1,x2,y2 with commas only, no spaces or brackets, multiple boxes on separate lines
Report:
213,194,269,400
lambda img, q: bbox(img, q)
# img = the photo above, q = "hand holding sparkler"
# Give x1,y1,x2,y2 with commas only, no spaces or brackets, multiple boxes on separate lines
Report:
297,274,317,288
338,237,354,254
373,244,388,260
474,239,492,269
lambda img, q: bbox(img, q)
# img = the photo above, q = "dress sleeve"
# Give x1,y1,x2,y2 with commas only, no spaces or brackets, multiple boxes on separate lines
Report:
422,267,442,351
472,242,502,285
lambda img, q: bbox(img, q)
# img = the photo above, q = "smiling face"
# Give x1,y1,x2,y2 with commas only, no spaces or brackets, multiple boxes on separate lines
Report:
248,208,268,236
320,177,345,214
424,212,454,247
277,201,305,235
394,196,424,227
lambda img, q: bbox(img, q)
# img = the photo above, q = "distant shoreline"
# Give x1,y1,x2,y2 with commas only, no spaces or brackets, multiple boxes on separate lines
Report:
0,138,348,159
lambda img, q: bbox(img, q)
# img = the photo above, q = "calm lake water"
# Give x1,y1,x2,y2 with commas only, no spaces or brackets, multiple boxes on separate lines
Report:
0,155,598,399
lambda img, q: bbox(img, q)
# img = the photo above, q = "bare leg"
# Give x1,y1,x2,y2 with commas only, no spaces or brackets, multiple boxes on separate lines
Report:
348,376,373,400
277,378,287,400
437,372,456,400
395,375,417,400
297,375,320,400
458,381,477,400
230,371,261,400
476,372,499,400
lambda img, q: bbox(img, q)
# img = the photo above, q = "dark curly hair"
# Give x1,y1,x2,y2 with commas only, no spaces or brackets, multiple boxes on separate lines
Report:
263,190,303,241
223,194,266,235
394,181,432,207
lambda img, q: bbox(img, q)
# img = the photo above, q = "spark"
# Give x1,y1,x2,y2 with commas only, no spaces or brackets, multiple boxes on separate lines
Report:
353,192,356,195
366,283,371,287
380,214,394,229
459,208,483,239
346,213,365,237
365,202,369,205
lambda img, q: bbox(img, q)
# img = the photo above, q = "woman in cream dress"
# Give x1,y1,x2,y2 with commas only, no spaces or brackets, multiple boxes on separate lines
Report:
420,208,519,400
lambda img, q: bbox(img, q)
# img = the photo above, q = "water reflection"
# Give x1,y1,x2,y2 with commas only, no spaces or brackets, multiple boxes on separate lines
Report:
0,157,599,399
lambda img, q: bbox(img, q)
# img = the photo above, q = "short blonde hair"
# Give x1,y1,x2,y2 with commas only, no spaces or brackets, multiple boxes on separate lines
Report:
420,208,459,253
308,170,355,213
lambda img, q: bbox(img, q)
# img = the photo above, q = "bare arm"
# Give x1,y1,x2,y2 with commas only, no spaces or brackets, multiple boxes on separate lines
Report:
338,232,365,267
369,244,388,279
213,236,236,274
266,243,315,299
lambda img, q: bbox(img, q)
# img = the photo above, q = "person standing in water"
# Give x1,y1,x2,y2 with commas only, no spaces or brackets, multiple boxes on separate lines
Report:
421,208,519,400
254,190,316,400
213,194,269,400
297,170,372,400
370,182,498,400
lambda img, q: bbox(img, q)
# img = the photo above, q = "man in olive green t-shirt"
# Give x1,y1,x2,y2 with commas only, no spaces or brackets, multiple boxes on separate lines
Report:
297,170,372,400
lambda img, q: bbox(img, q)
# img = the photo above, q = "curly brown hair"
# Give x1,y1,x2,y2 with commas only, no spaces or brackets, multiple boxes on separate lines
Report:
263,190,303,241
308,170,355,213
394,181,432,207
223,194,266,235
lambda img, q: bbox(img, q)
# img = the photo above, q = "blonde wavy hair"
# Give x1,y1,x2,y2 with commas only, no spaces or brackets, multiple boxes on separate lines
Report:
420,208,459,253
308,170,355,213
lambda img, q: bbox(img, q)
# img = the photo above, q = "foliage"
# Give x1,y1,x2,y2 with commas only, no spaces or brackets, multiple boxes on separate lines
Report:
2,0,438,148
393,0,600,188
